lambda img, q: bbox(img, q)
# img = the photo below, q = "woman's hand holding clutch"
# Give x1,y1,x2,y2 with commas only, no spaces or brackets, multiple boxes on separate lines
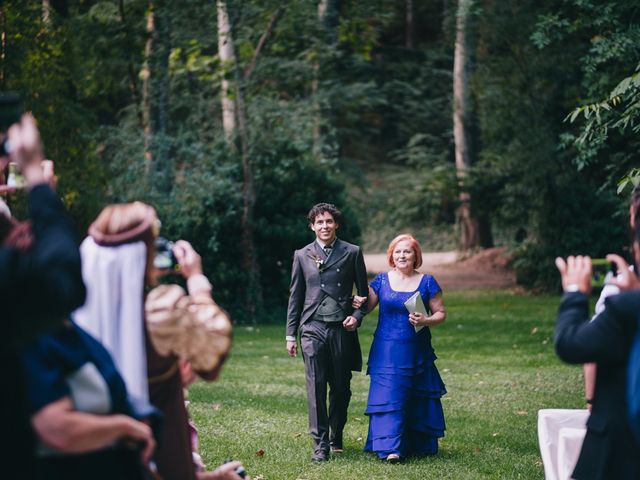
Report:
408,311,429,327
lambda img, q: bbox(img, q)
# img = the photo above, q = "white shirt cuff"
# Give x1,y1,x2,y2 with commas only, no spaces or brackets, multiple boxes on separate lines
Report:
285,335,296,342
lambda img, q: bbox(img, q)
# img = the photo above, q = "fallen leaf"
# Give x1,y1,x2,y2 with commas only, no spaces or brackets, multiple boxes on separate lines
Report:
357,437,363,441
474,447,481,454
256,449,265,457
531,327,538,334
253,476,265,480
294,432,302,438
516,410,528,416
211,403,221,411
492,432,499,437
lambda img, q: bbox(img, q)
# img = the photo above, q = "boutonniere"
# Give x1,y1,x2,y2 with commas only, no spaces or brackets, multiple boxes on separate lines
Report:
312,255,325,271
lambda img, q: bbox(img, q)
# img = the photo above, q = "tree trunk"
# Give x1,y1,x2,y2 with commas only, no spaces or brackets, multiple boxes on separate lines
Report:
118,0,142,127
142,4,153,175
406,0,414,49
453,0,489,249
0,7,5,85
142,0,172,195
217,0,263,323
42,0,51,24
217,0,236,144
313,0,340,163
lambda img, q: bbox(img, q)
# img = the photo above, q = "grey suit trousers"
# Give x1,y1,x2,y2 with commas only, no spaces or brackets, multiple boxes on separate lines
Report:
300,319,353,454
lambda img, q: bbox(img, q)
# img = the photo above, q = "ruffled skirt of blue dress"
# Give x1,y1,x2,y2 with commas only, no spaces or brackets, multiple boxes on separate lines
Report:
364,341,446,459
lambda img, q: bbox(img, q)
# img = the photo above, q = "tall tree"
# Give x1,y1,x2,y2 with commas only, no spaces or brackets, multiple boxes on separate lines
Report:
216,0,265,322
313,0,339,163
217,0,235,144
142,0,172,195
142,3,153,175
405,0,414,48
453,0,488,249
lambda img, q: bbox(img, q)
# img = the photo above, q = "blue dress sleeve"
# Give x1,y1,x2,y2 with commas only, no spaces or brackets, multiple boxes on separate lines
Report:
370,273,384,295
424,275,442,299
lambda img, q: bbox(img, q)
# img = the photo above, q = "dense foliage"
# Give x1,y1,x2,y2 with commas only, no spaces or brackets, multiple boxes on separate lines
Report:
1,1,638,317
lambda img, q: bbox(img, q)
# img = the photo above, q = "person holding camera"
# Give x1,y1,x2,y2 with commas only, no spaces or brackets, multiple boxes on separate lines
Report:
72,202,246,480
554,238,640,479
0,102,86,477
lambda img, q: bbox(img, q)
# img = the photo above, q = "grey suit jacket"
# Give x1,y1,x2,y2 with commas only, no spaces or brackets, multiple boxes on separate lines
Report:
286,238,368,371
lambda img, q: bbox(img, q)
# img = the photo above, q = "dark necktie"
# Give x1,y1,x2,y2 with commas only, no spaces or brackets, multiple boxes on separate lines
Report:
323,245,332,258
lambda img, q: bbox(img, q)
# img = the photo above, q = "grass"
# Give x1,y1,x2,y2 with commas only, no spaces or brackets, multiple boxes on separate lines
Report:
188,290,586,479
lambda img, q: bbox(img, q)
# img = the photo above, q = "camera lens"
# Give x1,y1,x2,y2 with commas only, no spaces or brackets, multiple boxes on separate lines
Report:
154,237,178,270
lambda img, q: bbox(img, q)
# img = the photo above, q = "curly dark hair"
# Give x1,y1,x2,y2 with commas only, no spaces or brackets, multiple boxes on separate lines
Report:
307,202,342,226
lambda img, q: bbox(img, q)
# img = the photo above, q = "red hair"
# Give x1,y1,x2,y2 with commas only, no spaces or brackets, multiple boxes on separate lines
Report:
386,233,423,269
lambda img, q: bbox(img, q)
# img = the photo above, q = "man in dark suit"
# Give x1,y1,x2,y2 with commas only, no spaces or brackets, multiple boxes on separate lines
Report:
0,110,86,478
286,203,368,461
554,250,640,479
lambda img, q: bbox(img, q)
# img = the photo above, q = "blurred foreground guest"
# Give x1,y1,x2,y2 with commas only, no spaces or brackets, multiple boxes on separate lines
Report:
22,319,160,480
355,234,446,463
554,248,640,479
74,202,244,480
0,108,85,478
539,186,640,480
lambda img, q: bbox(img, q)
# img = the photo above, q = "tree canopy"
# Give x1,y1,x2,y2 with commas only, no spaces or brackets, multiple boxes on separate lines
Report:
2,0,638,319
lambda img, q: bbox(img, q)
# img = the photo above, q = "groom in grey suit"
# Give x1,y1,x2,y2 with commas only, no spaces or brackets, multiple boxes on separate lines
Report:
286,203,369,461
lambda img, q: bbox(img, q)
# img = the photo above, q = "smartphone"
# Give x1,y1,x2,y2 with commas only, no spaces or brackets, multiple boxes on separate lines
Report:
591,258,617,288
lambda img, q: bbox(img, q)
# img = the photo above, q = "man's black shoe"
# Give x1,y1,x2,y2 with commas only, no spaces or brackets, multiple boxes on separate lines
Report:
330,432,343,453
311,451,329,462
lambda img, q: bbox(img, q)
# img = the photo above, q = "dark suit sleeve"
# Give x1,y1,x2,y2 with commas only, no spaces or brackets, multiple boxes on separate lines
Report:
555,291,639,365
286,250,305,338
350,246,369,324
0,184,86,343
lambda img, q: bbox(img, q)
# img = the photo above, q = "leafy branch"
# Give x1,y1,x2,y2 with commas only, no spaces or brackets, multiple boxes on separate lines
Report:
566,63,640,193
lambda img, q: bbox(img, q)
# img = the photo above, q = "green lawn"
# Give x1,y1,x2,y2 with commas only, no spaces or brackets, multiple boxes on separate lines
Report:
188,290,585,479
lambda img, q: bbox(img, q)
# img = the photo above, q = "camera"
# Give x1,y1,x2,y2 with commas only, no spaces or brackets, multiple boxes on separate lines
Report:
222,459,246,478
591,258,617,288
0,91,24,157
154,237,180,271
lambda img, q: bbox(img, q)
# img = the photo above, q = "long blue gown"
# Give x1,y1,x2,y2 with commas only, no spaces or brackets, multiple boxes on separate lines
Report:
364,272,446,459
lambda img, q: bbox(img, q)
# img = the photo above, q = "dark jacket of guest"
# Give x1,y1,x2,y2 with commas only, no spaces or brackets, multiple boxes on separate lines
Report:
0,185,86,478
555,290,640,480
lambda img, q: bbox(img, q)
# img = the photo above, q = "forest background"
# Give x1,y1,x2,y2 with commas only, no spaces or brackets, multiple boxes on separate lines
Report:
2,0,639,322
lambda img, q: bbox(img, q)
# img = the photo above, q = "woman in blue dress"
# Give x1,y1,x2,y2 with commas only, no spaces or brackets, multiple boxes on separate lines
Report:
356,233,447,463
